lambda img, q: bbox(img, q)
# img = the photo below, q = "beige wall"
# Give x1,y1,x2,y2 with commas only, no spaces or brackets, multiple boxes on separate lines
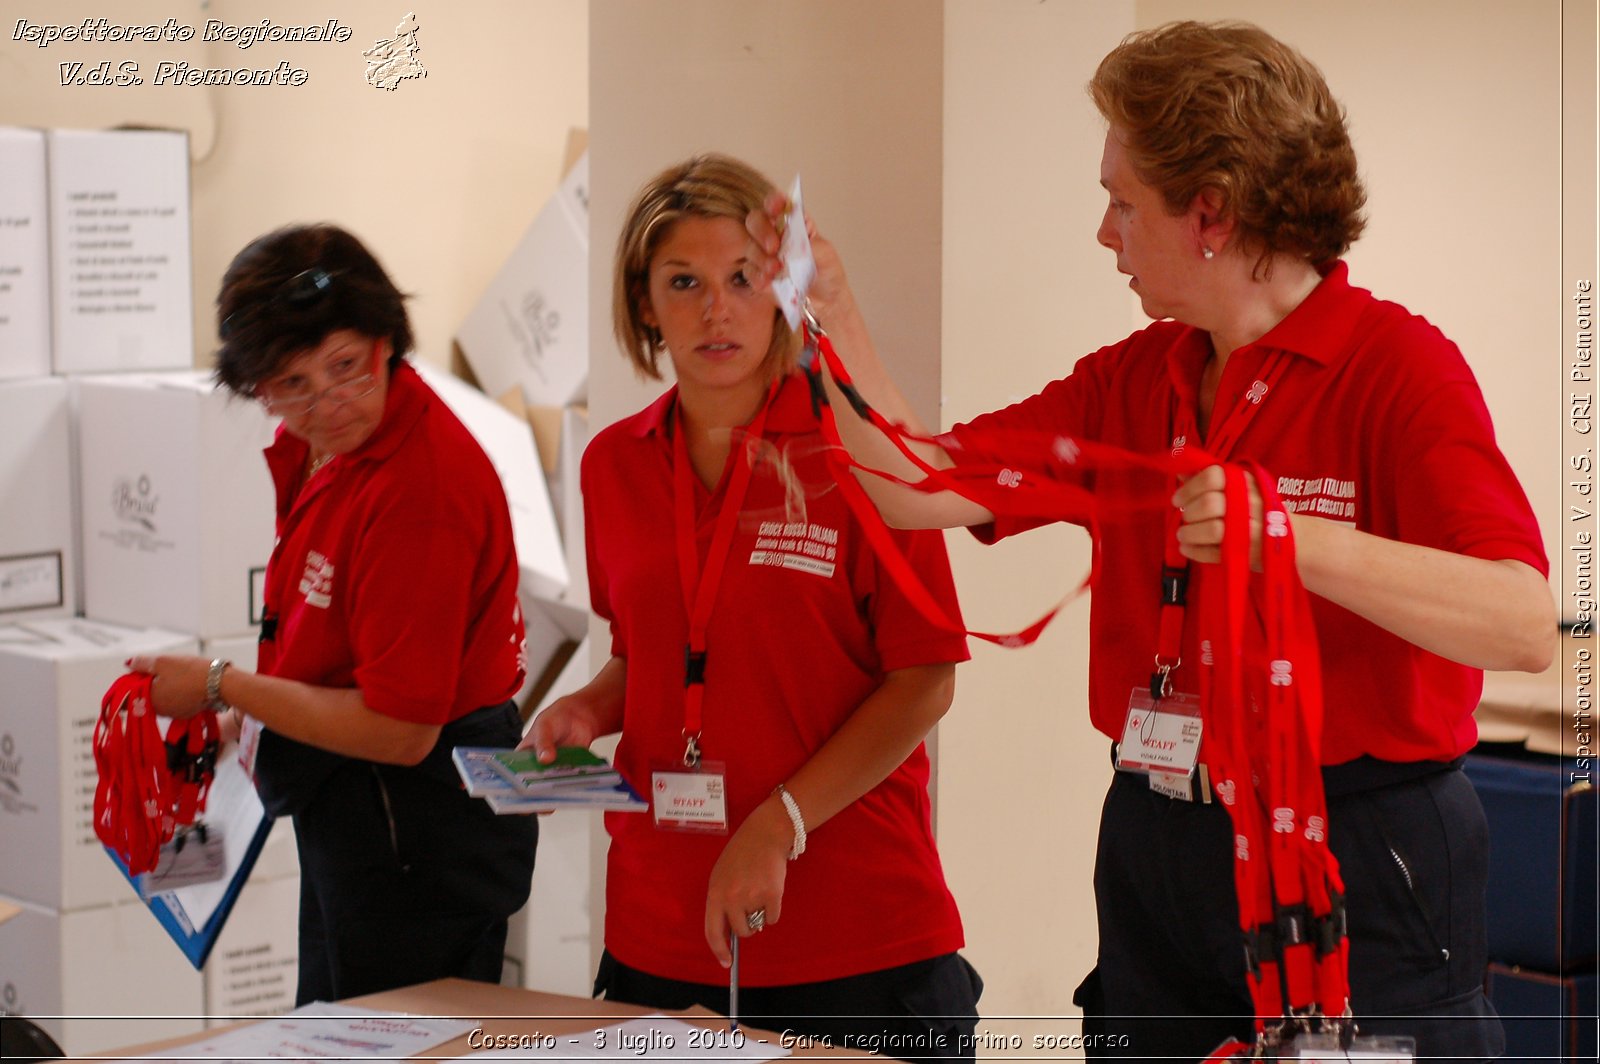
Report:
587,0,945,432
1,0,588,369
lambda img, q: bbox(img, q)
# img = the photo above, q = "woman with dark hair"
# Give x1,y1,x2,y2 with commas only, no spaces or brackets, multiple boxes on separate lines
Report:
523,155,981,1061
129,223,537,1005
748,21,1554,1063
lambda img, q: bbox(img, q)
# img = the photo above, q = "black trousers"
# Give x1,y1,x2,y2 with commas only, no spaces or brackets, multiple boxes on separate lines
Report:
1077,760,1504,1063
288,701,538,1004
596,950,983,1064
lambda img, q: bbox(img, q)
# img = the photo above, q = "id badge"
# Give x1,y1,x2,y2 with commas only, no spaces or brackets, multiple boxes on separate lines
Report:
651,760,728,834
237,713,262,777
1116,689,1203,776
138,823,226,897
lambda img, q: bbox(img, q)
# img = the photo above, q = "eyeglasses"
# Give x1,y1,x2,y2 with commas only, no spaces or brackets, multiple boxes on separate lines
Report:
255,342,380,418
220,268,340,340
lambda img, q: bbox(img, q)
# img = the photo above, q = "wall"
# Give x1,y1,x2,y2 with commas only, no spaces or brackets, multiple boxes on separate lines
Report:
0,0,589,370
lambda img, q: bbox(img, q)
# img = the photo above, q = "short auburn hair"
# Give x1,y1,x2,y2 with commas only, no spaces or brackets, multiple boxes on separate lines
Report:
1089,20,1366,272
613,153,800,380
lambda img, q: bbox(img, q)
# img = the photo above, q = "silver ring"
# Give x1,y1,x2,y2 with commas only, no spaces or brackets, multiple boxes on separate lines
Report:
746,908,766,932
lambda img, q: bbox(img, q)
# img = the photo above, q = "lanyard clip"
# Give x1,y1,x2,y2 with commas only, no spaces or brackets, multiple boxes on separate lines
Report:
682,733,702,770
1149,660,1177,702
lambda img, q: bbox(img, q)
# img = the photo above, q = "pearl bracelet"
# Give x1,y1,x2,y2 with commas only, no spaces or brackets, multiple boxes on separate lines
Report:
773,783,806,860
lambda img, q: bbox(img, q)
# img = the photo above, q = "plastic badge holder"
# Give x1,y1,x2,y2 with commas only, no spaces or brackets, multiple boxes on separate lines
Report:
1281,1033,1416,1061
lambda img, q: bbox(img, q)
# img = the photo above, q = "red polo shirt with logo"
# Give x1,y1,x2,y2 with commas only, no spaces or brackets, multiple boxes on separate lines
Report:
259,360,525,724
583,371,970,986
944,262,1547,766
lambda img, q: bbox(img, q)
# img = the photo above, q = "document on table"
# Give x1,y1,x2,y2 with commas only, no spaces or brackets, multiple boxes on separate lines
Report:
124,1002,475,1060
461,1015,790,1061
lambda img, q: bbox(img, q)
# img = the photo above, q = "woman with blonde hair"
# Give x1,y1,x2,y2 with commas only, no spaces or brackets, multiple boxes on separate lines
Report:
525,154,981,1061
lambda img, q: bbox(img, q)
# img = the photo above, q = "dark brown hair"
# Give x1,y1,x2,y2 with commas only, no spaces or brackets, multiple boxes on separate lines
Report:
213,223,412,395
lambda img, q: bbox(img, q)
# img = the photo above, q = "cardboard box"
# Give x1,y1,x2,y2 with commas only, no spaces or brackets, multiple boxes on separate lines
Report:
415,363,568,600
0,128,51,380
516,594,589,712
0,378,75,620
554,404,590,610
0,619,197,910
77,371,275,640
504,791,594,997
455,152,589,408
201,873,298,1023
47,128,193,375
0,893,206,1055
1465,752,1598,972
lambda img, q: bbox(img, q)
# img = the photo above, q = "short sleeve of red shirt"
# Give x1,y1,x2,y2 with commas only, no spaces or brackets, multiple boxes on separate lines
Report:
1364,314,1547,575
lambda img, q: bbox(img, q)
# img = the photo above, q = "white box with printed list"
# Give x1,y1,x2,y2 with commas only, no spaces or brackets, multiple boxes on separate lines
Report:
0,378,75,620
0,127,51,380
48,128,193,374
0,619,197,911
77,370,275,640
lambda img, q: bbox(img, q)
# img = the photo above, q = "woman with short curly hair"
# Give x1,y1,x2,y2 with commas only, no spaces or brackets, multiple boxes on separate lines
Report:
748,20,1553,1063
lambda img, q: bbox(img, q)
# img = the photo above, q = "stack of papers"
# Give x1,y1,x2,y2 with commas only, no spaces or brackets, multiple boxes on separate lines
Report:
453,746,646,813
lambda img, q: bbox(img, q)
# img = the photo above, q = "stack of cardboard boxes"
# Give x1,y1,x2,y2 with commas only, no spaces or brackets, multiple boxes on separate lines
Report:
0,125,602,1049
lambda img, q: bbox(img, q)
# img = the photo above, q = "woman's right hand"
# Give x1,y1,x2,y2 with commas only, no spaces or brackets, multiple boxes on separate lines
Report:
745,192,853,319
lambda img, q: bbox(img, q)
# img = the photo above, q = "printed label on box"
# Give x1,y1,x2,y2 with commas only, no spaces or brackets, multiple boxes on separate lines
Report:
0,552,63,613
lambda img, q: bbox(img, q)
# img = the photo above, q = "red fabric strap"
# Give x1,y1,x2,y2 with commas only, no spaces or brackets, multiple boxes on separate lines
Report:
93,672,220,877
804,323,1350,1033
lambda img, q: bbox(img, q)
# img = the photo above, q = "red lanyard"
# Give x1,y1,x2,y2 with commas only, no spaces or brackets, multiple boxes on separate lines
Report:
1198,465,1348,1035
803,319,1350,1040
93,673,220,877
1154,350,1291,697
672,381,779,766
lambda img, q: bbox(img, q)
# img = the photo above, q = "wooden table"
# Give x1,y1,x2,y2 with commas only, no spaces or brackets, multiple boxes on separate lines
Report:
90,978,861,1061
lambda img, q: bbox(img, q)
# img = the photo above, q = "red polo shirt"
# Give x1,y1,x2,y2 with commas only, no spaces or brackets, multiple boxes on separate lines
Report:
945,262,1547,766
259,361,526,724
584,371,970,986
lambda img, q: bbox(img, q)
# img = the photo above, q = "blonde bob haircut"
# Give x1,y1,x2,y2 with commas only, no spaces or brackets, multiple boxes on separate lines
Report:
613,153,801,380
1089,20,1366,273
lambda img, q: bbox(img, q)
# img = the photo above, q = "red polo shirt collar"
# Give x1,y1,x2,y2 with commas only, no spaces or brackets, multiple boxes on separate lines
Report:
264,359,430,509
1166,260,1366,407
628,370,815,440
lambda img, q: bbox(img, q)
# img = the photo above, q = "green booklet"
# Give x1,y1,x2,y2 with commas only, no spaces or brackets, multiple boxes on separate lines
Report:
489,745,619,793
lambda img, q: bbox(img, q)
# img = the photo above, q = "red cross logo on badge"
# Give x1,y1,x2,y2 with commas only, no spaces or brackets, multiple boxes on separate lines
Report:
655,779,667,792
1129,715,1142,729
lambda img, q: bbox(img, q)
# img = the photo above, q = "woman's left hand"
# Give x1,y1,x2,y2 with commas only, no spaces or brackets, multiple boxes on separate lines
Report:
125,654,213,719
703,797,793,967
1172,464,1266,568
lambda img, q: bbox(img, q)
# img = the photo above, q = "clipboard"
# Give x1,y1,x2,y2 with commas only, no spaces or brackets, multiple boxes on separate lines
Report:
105,749,275,969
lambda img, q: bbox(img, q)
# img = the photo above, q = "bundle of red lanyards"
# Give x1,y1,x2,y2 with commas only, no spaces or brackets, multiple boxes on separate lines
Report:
92,672,221,877
794,321,1351,1051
